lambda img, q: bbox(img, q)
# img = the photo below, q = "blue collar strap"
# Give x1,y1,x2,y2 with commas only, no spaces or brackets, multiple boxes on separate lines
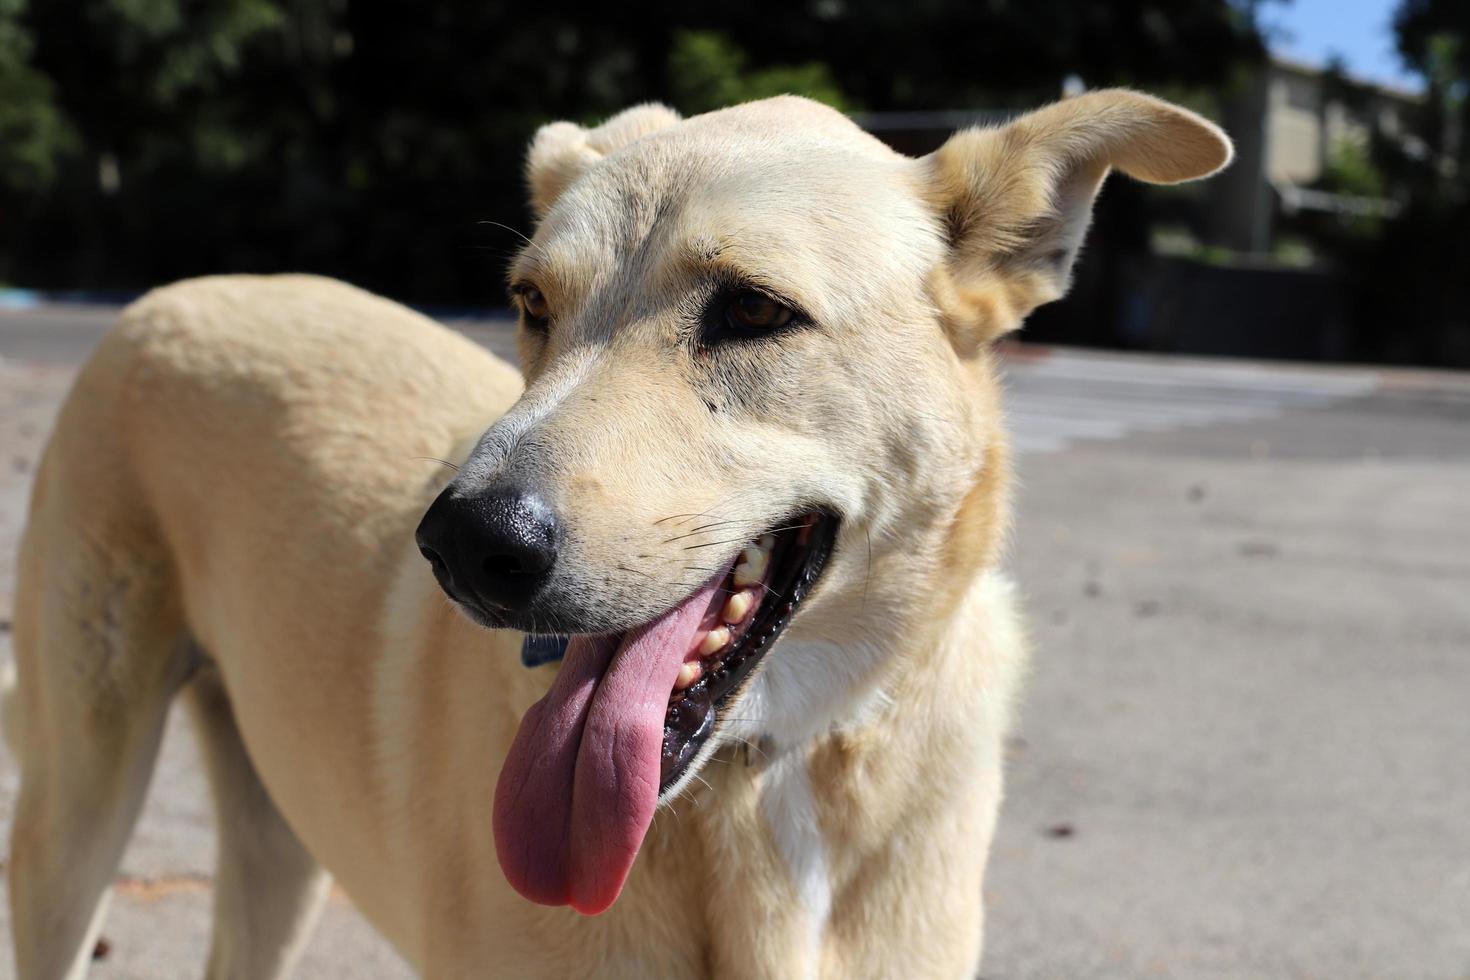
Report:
521,634,569,668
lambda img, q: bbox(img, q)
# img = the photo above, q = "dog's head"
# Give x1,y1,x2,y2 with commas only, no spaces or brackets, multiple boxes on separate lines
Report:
414,92,1230,913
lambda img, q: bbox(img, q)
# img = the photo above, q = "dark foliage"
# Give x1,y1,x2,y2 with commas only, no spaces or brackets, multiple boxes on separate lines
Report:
0,0,1265,306
1344,0,1470,364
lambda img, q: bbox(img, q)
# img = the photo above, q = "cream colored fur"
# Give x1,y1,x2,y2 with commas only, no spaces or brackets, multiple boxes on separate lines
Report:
5,91,1229,979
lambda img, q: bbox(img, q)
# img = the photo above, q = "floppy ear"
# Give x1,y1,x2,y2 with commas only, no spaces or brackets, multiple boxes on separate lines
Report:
526,103,682,218
922,89,1232,341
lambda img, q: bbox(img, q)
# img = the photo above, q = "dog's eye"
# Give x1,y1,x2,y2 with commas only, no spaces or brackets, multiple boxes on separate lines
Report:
726,292,793,332
518,286,550,328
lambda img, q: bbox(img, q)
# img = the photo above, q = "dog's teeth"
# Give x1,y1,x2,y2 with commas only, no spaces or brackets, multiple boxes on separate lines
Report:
758,533,776,551
722,590,754,624
732,546,768,587
675,661,702,691
699,626,731,656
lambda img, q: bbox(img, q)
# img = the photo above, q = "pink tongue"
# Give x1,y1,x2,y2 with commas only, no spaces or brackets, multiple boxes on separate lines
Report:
493,575,723,914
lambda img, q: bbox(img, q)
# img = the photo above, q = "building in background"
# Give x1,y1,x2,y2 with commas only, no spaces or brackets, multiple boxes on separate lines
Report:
1210,55,1424,254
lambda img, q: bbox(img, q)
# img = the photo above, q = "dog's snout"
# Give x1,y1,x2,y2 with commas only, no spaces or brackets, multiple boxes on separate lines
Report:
415,485,560,615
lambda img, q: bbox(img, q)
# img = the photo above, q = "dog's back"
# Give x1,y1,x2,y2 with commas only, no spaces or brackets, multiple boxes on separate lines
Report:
6,275,521,979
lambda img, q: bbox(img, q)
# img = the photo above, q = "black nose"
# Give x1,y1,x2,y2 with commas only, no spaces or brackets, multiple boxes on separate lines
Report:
414,485,560,615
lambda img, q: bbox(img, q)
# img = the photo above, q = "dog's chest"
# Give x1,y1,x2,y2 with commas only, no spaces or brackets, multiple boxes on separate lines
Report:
654,746,833,979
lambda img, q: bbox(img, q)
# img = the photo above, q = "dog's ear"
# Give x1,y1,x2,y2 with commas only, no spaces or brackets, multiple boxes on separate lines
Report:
921,89,1231,345
526,103,682,218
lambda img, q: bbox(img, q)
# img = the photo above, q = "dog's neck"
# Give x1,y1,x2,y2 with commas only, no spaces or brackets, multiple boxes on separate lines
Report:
668,540,1020,977
727,417,1012,758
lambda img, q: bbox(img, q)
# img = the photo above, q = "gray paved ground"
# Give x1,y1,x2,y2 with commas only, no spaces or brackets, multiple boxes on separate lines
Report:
2,305,1468,978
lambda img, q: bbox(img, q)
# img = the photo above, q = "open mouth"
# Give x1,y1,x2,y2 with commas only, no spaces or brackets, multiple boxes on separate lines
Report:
491,510,837,915
659,512,838,793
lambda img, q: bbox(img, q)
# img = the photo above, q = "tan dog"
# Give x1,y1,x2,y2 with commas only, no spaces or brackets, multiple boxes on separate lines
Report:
5,91,1229,979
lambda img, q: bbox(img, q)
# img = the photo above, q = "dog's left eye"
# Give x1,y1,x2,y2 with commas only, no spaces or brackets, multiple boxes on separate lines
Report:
514,284,551,331
521,287,549,320
726,292,793,332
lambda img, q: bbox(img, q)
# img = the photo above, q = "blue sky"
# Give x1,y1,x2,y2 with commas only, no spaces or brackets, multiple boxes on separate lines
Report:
1262,0,1423,91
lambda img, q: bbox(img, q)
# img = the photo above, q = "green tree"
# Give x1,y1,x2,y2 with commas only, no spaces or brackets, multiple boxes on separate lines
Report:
1323,0,1470,365
667,30,847,115
0,0,75,191
1395,0,1469,181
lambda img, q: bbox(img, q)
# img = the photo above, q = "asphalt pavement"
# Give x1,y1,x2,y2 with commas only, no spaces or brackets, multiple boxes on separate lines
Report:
2,305,1468,979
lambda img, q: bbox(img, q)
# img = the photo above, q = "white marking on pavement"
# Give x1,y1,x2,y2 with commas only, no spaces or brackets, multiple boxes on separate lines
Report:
1004,351,1379,454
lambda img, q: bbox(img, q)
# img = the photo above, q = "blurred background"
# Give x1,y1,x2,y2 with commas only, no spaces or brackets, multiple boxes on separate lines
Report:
2,2,1470,979
1,0,1467,367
